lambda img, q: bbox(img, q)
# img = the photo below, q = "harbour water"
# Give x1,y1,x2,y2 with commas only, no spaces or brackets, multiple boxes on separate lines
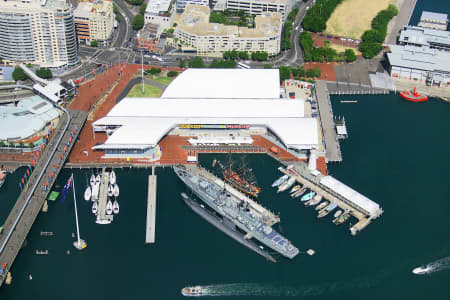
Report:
0,93,448,299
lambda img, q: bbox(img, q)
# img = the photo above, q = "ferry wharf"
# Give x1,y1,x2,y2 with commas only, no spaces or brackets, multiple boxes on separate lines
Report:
0,109,88,287
96,168,113,224
279,162,383,235
146,167,157,244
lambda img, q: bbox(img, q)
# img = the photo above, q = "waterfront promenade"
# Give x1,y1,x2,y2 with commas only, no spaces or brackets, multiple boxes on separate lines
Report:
315,81,342,162
146,171,157,244
0,109,88,286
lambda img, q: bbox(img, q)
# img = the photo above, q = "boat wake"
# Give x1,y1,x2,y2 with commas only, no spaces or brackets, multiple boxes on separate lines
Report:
412,256,450,275
183,274,385,297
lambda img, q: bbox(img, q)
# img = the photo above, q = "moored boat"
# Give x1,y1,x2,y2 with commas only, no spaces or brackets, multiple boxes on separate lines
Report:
112,200,119,214
317,202,338,218
300,191,315,202
315,201,329,211
113,184,119,197
291,187,307,198
0,168,7,189
84,186,92,201
95,174,100,184
181,286,205,297
333,210,350,225
90,174,95,187
91,201,98,214
109,170,116,185
277,177,296,193
272,175,289,187
290,185,301,194
91,183,99,201
106,199,113,215
107,184,114,197
400,87,428,102
334,210,342,218
306,194,322,206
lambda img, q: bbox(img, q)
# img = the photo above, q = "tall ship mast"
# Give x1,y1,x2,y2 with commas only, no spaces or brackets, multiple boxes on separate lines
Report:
215,156,261,198
174,164,299,259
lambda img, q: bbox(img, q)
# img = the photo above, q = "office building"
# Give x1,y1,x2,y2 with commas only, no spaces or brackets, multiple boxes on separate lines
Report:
74,0,114,46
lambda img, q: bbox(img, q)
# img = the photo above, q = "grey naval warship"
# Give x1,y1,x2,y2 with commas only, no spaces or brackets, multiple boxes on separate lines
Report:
174,164,299,259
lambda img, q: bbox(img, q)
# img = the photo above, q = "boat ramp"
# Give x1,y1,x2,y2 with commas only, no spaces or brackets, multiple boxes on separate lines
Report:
96,168,113,224
279,163,383,235
146,167,157,244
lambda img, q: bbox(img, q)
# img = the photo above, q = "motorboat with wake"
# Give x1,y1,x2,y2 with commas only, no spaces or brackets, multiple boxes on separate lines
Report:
315,201,329,211
318,202,338,218
277,176,296,193
412,265,431,275
92,201,98,214
113,184,119,197
113,199,120,214
106,199,113,215
300,191,315,202
272,175,289,187
181,286,206,297
109,170,116,185
84,186,91,201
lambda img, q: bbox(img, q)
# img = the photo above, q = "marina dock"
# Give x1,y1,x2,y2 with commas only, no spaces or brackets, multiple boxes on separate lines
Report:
96,169,113,224
279,162,383,235
146,168,157,244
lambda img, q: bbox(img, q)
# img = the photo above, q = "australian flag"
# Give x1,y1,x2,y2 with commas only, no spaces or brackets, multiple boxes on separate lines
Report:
60,175,72,203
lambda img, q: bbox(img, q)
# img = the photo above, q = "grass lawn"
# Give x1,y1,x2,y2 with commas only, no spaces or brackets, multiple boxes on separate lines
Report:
325,0,393,39
127,84,162,97
151,76,174,85
329,44,362,55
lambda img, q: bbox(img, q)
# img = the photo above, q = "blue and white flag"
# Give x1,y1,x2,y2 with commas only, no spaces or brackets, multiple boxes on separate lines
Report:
60,175,72,203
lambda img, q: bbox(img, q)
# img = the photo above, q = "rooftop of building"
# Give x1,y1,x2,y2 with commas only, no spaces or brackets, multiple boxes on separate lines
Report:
0,0,69,11
0,95,60,141
74,0,112,18
137,23,161,40
162,68,281,99
175,4,281,38
226,0,288,4
387,44,450,73
399,25,450,46
420,11,448,23
145,0,171,15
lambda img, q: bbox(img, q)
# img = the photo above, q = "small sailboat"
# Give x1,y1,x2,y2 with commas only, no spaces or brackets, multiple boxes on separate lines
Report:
107,184,114,197
334,210,342,218
92,201,98,214
112,200,120,214
315,201,329,211
106,199,113,215
300,191,315,202
318,202,338,218
95,174,101,184
271,175,289,187
90,174,95,187
277,177,296,193
109,170,116,185
113,184,119,197
84,186,91,201
290,185,301,194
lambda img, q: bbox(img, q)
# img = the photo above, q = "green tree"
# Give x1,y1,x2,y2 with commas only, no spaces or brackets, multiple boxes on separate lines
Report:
251,51,268,61
19,142,24,148
188,57,205,68
166,28,174,37
0,141,5,147
35,68,53,79
0,57,3,64
298,66,306,77
209,59,236,68
238,51,249,60
28,142,34,148
149,68,161,75
306,68,315,78
173,22,177,27
344,49,356,62
229,50,238,60
263,64,272,69
12,67,28,81
167,71,178,77
125,0,143,5
179,59,186,68
90,40,98,47
279,66,291,82
291,67,298,77
323,40,330,47
313,66,322,78
140,3,147,15
133,15,145,30
359,42,383,59
8,141,14,148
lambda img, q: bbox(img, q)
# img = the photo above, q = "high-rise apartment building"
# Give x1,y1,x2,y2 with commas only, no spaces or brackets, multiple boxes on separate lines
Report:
74,0,114,46
0,0,78,68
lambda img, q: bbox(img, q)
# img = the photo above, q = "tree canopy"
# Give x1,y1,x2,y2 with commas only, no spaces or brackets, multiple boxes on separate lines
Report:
35,68,52,79
188,57,205,68
209,59,237,68
279,66,291,82
12,67,28,81
344,49,356,62
133,15,145,30
125,0,144,5
302,0,343,32
90,40,98,47
251,51,268,61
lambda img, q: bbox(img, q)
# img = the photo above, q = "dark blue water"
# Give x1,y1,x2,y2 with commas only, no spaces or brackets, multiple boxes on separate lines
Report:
0,93,449,299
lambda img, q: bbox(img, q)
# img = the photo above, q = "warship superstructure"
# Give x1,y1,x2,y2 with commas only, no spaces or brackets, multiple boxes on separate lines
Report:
174,164,299,259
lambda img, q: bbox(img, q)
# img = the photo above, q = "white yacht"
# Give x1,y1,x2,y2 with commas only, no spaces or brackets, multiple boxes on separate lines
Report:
112,200,120,214
84,186,91,201
92,201,98,214
106,199,113,215
113,184,119,197
109,170,116,185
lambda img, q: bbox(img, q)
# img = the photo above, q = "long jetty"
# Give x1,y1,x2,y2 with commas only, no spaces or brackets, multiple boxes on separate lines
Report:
145,167,157,244
0,109,88,287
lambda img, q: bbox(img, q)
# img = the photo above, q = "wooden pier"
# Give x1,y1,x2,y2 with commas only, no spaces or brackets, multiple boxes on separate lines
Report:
146,167,157,244
96,169,113,224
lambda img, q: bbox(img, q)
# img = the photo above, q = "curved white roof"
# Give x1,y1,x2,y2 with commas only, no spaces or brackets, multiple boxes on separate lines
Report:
161,69,281,99
93,97,319,150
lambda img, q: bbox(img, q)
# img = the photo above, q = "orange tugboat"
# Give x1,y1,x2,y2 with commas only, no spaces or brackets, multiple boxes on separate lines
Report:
399,87,428,102
216,157,261,198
